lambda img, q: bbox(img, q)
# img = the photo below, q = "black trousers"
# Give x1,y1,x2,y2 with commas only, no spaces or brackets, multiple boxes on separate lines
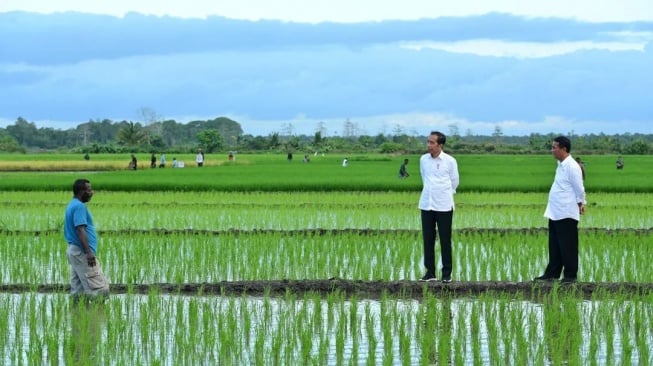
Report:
421,209,453,277
543,218,579,279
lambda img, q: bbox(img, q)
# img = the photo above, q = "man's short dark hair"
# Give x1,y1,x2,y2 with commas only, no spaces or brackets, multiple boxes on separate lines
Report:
554,136,571,153
73,179,90,195
431,131,447,145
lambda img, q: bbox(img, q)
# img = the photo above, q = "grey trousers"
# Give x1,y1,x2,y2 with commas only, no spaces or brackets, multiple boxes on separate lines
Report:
66,245,110,300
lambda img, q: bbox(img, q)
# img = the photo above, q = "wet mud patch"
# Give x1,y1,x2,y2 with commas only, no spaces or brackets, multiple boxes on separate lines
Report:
2,280,652,299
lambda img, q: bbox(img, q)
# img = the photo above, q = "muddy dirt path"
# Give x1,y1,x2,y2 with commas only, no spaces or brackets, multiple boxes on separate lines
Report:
2,280,651,299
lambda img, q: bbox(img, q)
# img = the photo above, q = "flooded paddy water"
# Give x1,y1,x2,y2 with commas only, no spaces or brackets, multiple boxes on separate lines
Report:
2,191,652,364
1,285,651,365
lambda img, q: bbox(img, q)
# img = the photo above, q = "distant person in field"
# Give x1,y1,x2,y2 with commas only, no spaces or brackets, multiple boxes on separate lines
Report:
64,179,109,305
534,136,586,284
196,149,204,167
616,156,624,170
399,158,410,178
172,157,179,168
159,154,166,168
575,157,585,180
342,157,348,167
129,154,137,170
303,154,310,163
287,152,293,162
150,152,156,168
418,131,459,283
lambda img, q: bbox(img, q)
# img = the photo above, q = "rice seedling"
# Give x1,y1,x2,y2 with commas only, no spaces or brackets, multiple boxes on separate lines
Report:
1,168,652,364
2,191,653,233
2,224,652,286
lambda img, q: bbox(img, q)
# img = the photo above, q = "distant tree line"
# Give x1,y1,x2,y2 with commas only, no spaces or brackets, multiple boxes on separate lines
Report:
0,116,651,155
0,116,243,154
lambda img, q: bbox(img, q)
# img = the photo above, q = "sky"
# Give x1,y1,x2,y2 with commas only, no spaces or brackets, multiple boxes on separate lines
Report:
1,1,652,136
3,0,653,22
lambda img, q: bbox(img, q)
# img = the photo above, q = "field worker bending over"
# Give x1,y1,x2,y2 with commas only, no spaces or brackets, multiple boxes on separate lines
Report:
399,158,410,178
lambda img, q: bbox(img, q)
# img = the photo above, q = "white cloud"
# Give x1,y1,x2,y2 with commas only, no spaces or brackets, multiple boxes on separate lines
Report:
2,9,651,136
401,40,648,58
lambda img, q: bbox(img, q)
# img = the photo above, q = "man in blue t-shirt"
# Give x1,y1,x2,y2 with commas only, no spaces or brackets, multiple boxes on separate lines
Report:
64,179,109,303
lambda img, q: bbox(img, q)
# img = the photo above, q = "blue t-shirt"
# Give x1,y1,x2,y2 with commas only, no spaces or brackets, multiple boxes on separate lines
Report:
64,198,98,254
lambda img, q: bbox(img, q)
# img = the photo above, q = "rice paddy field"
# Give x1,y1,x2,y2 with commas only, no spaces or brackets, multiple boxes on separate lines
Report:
0,153,652,365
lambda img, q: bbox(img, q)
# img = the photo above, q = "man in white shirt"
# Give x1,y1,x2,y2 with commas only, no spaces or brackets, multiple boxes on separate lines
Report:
535,136,586,284
418,131,459,283
196,149,204,167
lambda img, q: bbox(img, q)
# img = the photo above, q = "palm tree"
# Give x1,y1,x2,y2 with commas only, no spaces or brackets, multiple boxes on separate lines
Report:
117,121,147,147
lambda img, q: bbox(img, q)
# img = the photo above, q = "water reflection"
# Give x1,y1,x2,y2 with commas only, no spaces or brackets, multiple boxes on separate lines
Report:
70,301,107,365
0,292,649,365
541,295,582,365
420,296,453,365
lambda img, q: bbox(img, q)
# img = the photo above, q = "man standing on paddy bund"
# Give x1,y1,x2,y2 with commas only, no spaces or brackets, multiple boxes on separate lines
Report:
196,149,204,167
418,131,459,283
64,179,109,304
535,136,586,284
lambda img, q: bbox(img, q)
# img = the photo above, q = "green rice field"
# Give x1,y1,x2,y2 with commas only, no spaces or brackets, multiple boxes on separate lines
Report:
0,153,651,364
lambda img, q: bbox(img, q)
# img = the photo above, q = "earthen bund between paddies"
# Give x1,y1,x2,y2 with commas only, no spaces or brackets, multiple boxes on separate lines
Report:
3,280,652,300
5,227,652,299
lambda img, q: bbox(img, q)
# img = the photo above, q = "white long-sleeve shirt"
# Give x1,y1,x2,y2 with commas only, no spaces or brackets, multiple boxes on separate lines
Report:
544,154,586,221
418,151,459,212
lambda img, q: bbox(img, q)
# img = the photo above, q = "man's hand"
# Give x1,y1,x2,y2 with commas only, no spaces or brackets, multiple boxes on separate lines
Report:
86,253,97,267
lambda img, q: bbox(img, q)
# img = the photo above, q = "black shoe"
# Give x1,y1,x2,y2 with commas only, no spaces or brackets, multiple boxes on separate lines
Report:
441,276,452,284
533,275,557,282
420,273,437,282
560,277,577,284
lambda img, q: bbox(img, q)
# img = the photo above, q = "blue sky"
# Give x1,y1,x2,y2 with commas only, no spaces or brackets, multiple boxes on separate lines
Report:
1,1,652,136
